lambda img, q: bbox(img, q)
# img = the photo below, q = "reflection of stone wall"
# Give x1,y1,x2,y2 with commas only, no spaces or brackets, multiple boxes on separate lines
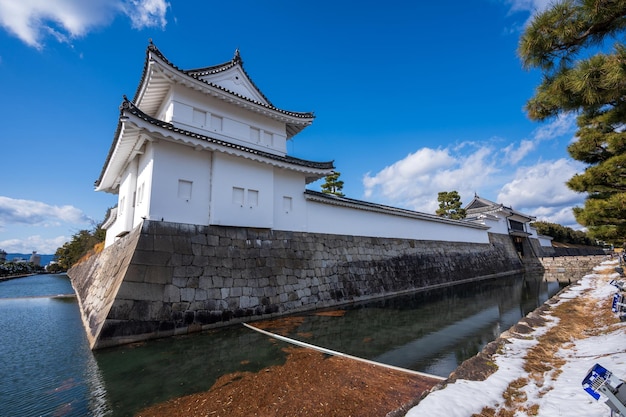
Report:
69,220,525,349
539,255,607,283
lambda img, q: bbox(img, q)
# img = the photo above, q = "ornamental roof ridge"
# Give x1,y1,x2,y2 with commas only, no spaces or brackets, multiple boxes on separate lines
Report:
135,42,313,120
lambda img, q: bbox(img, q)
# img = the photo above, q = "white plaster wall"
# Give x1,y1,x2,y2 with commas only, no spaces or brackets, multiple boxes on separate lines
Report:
161,86,288,154
210,153,274,228
272,169,307,231
118,160,138,233
199,67,268,104
147,141,212,225
104,219,122,247
485,216,510,235
132,145,154,227
305,200,489,244
104,160,138,247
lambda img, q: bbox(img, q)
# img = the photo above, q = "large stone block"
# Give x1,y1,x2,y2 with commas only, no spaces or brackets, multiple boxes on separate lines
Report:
132,250,172,267
144,265,172,285
117,282,164,302
164,285,180,302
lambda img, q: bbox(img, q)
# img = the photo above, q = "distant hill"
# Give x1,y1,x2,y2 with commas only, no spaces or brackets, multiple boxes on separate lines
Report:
6,253,55,266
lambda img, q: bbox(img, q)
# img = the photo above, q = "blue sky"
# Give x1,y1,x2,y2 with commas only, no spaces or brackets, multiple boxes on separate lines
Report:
0,0,585,254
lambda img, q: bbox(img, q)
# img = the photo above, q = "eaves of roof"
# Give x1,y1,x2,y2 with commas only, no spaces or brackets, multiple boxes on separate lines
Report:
304,190,489,230
95,100,334,190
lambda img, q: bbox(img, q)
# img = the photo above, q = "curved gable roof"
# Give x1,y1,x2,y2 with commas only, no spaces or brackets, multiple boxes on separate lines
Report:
185,49,273,106
132,42,314,138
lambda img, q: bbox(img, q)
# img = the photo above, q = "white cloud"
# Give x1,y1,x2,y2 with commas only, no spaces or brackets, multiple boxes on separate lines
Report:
363,145,499,213
0,196,90,227
505,0,553,14
361,116,584,227
0,0,169,49
497,158,584,208
502,139,536,165
124,0,169,30
502,114,576,164
532,206,581,228
0,235,69,254
501,0,555,31
496,158,586,227
532,113,576,141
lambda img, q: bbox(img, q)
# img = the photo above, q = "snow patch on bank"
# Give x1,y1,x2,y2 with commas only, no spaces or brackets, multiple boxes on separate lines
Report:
406,259,626,417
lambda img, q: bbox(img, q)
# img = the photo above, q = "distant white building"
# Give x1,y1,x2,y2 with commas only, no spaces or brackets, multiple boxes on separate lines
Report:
96,43,492,248
29,251,41,266
465,195,543,256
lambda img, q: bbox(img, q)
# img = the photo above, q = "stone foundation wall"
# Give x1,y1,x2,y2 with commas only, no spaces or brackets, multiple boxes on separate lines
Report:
69,220,525,349
538,255,607,283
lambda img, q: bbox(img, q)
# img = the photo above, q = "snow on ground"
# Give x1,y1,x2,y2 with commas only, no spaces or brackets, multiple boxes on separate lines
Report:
406,260,626,417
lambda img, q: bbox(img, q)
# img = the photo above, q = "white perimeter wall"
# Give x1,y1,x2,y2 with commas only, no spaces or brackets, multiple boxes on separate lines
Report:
304,199,490,244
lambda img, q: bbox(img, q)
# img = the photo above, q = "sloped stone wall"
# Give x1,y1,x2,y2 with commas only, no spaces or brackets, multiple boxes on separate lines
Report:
70,220,526,349
68,226,142,348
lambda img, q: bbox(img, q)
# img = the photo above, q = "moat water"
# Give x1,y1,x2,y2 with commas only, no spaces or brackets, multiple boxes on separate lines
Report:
0,272,566,416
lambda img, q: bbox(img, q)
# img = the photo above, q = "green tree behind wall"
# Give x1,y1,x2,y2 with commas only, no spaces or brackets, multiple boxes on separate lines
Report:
531,221,597,246
54,210,109,270
436,191,466,220
321,171,345,197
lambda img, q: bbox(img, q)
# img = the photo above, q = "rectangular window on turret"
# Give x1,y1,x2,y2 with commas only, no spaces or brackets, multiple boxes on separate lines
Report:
509,220,525,232
193,109,206,128
178,180,192,200
137,183,144,205
283,196,292,213
262,131,273,147
248,189,259,207
211,115,223,131
232,187,244,206
250,127,260,143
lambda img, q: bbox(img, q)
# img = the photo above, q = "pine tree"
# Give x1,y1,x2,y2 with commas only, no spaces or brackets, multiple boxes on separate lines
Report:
321,171,345,197
436,191,466,220
519,0,626,244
